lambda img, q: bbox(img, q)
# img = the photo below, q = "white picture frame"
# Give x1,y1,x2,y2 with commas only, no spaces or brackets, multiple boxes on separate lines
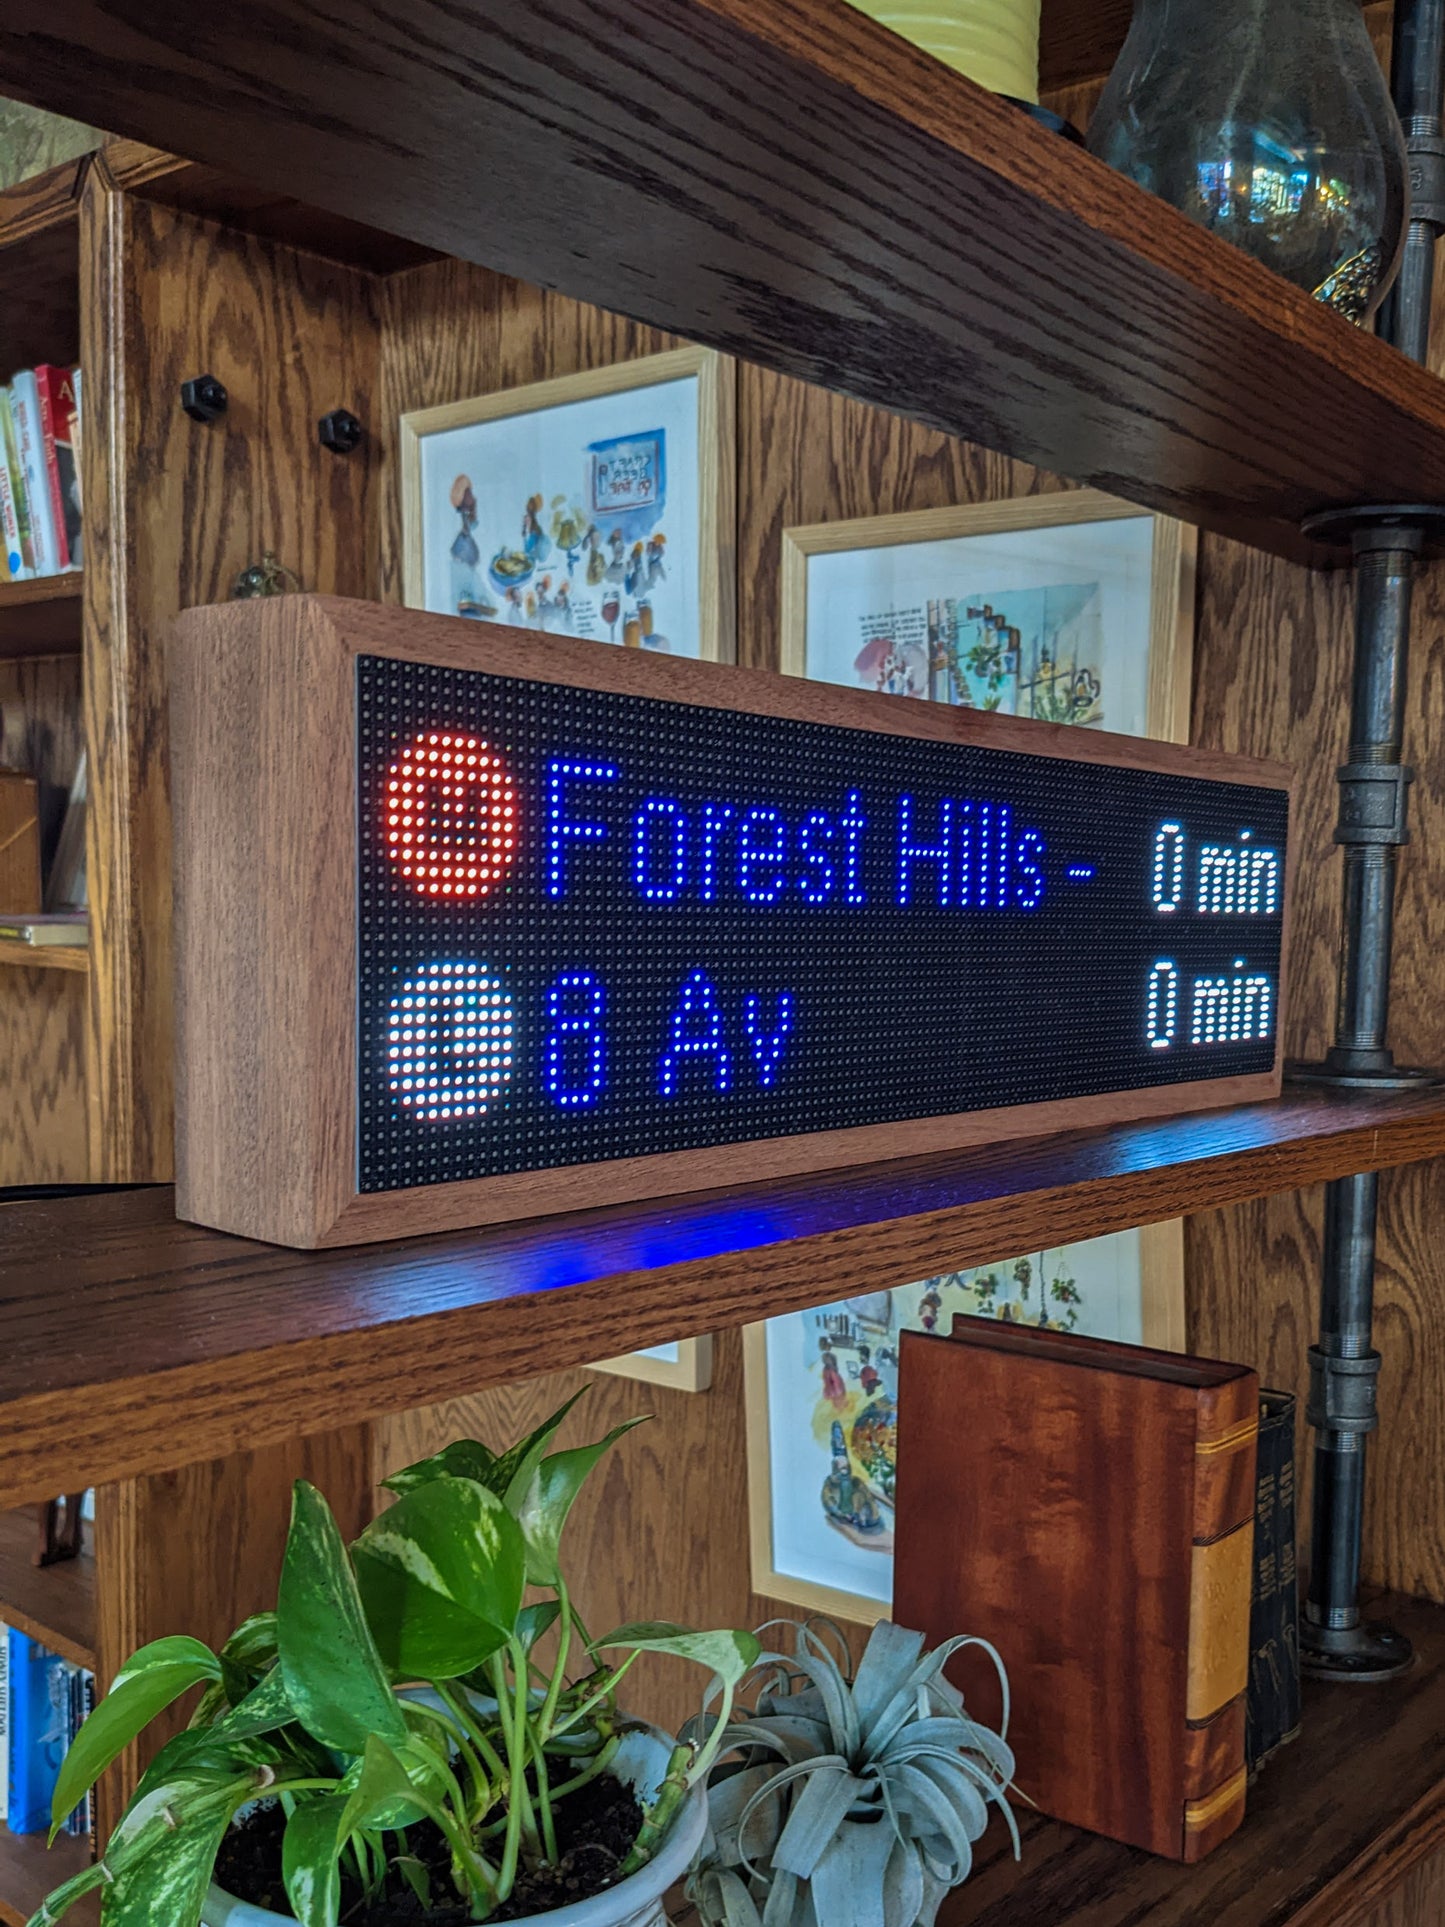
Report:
744,1224,1185,1624
588,1336,714,1393
401,345,736,662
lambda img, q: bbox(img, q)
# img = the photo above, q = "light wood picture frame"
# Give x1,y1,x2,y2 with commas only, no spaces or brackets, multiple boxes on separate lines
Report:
780,489,1195,745
401,345,736,662
589,1336,714,1392
744,1225,1187,1625
754,492,1195,1622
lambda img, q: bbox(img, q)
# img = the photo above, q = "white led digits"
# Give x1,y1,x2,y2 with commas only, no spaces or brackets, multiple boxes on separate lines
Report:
545,971,606,1107
384,734,517,899
1196,831,1281,916
1190,960,1273,1044
1152,822,1184,913
1147,959,1179,1050
387,962,515,1120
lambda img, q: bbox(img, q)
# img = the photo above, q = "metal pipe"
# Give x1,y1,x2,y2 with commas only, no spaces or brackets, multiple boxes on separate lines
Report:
1301,0,1445,1678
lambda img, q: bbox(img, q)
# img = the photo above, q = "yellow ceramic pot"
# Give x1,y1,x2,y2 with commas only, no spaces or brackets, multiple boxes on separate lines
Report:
848,0,1041,102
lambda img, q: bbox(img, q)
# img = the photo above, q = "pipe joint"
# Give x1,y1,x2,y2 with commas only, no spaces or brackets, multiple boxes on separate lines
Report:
1335,762,1415,845
1307,1347,1382,1436
1405,131,1445,230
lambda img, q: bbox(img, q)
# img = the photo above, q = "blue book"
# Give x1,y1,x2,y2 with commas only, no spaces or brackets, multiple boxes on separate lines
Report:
6,1630,71,1834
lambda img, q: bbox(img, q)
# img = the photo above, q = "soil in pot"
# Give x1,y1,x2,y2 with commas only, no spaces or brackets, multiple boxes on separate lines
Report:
213,1772,644,1923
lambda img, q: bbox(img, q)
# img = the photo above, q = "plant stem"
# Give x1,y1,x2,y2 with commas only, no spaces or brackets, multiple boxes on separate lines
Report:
433,1682,497,1822
619,1742,691,1878
537,1578,573,1740
528,1727,558,1865
546,1733,620,1804
548,1654,636,1741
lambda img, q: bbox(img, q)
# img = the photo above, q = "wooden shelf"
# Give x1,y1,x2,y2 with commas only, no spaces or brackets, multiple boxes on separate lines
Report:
0,1,1438,560
0,1511,96,1669
0,574,82,659
0,1083,1443,1505
0,1825,94,1927
0,938,87,974
931,1589,1445,1926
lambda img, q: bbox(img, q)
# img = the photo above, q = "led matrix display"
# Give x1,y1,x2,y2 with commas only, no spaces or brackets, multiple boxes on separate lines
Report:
356,655,1289,1195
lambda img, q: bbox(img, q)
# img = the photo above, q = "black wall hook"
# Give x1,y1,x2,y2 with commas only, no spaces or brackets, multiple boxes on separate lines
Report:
180,374,228,423
319,408,364,455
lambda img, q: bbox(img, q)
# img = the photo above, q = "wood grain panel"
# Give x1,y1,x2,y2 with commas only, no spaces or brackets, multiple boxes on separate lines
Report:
3,0,1445,559
79,171,381,1181
0,574,83,659
93,1425,373,1837
0,963,87,1181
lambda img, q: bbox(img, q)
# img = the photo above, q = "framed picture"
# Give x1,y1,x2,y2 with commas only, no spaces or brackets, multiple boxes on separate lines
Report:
780,489,1195,743
401,345,736,661
744,1225,1185,1624
589,1336,714,1393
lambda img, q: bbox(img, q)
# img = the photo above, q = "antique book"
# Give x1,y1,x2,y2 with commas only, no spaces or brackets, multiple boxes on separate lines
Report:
1246,1390,1302,1770
894,1318,1258,1862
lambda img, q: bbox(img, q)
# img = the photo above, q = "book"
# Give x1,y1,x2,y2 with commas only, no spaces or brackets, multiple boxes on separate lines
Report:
1246,1390,1302,1771
0,393,30,581
64,1667,94,1836
6,1629,70,1834
895,1319,1258,1863
0,910,86,945
0,1616,9,1823
43,749,86,913
9,371,57,575
34,364,81,571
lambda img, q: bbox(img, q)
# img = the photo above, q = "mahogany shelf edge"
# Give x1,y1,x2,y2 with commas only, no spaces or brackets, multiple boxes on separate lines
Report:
0,1825,94,1927
0,0,1437,561
0,1084,1441,1504
0,1511,97,1669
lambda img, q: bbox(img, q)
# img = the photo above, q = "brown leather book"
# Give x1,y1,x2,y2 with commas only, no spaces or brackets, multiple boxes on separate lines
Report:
894,1318,1258,1862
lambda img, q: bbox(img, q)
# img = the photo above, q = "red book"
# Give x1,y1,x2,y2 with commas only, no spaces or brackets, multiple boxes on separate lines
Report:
33,364,81,572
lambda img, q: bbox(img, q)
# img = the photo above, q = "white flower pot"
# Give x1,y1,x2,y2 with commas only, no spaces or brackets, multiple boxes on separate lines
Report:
201,1724,707,1927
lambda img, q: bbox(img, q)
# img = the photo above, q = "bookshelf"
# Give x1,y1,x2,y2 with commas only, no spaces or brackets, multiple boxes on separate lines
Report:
0,574,81,658
0,940,86,974
0,1513,95,1669
0,2,1438,1922
0,1828,95,1927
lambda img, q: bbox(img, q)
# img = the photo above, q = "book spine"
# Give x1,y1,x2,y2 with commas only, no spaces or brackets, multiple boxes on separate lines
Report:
9,374,56,577
0,408,29,583
6,1631,70,1835
1182,1376,1259,1859
0,393,35,578
0,1616,9,1824
1247,1391,1302,1770
35,365,81,572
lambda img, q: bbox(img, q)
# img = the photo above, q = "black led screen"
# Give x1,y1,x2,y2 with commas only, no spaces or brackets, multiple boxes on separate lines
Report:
357,654,1289,1194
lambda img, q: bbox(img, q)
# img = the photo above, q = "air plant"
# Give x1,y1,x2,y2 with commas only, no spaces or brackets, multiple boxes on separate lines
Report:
686,1619,1018,1927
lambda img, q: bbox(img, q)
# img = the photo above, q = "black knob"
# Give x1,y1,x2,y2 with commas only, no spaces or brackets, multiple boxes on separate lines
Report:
180,375,228,424
318,408,364,455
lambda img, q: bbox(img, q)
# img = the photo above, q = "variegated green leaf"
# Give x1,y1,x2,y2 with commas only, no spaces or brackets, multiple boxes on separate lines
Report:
98,1776,242,1927
353,1475,525,1680
382,1438,498,1497
279,1481,406,1753
48,1637,222,1841
516,1419,647,1585
282,1794,347,1927
212,1664,294,1740
593,1623,760,1688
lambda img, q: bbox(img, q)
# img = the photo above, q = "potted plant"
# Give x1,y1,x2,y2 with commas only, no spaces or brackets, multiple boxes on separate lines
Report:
686,1619,1018,1927
29,1391,758,1927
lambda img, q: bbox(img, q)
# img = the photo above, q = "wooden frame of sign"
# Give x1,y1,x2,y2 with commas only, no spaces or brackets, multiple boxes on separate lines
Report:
171,595,1293,1249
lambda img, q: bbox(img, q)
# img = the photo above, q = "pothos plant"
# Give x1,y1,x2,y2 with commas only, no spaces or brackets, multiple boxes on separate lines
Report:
30,1391,759,1927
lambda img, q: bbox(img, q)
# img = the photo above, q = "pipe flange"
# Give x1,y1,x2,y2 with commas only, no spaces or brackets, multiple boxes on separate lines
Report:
1301,503,1445,555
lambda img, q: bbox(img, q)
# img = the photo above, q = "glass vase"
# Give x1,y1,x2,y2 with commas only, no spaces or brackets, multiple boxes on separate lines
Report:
1087,0,1408,322
847,0,1042,104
